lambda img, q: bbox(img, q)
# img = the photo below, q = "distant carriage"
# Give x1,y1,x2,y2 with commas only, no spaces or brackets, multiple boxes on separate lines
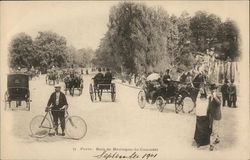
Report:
46,72,59,85
4,73,31,111
64,74,84,96
89,77,116,102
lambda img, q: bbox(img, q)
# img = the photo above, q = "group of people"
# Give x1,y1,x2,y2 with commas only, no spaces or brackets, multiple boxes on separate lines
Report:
194,84,222,151
93,68,113,85
144,68,230,151
44,67,236,152
144,69,176,104
221,79,237,108
45,68,113,136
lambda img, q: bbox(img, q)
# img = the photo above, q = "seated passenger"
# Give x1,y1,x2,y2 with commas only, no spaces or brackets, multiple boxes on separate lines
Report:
161,69,171,88
145,72,161,104
94,68,104,85
104,68,113,84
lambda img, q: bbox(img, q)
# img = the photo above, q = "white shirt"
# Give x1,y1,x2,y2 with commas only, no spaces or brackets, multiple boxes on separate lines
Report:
196,98,209,116
56,92,60,105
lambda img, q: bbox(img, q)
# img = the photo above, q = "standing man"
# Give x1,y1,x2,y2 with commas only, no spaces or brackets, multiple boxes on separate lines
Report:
221,79,229,107
207,84,221,151
228,79,237,108
46,85,68,136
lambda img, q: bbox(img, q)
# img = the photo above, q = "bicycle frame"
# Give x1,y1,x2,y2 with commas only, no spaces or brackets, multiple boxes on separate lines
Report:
39,109,69,130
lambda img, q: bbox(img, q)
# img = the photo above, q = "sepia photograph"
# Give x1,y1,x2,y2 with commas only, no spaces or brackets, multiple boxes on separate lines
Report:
0,1,249,160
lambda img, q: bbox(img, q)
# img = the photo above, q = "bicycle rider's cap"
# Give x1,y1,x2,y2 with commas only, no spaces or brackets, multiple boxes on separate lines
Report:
54,84,61,88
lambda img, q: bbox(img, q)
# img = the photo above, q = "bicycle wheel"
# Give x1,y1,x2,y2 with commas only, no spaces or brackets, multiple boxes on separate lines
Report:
65,116,87,140
30,115,51,138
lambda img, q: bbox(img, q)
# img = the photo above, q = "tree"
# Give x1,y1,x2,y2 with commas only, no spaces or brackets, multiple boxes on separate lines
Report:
74,48,94,67
95,2,182,74
9,32,35,69
33,31,68,69
190,11,221,51
217,20,239,61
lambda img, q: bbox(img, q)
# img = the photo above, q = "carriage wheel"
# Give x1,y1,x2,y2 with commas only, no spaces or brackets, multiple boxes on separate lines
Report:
156,96,165,112
79,88,82,96
16,101,22,108
111,84,116,102
26,99,31,111
4,91,10,110
138,90,146,109
175,95,183,113
98,90,102,101
89,84,94,102
79,84,83,96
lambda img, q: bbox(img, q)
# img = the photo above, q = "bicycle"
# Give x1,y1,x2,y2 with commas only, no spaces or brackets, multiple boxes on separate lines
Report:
30,108,87,140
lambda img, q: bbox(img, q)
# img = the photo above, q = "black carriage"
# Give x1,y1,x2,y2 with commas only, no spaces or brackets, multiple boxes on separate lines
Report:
137,80,183,113
4,73,31,111
64,75,84,96
89,77,116,102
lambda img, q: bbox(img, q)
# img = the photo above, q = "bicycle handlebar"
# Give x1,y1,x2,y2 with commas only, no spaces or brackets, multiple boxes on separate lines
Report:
48,109,66,112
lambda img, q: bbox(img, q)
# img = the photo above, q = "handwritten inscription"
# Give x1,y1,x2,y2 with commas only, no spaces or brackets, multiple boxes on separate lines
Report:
94,150,157,160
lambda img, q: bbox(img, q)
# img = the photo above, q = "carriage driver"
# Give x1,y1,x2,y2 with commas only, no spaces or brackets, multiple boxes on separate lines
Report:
46,84,68,136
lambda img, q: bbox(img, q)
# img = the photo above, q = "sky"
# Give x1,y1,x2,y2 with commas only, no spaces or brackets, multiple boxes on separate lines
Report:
1,1,249,50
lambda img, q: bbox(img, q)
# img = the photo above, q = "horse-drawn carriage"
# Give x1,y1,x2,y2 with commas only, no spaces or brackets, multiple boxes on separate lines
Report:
138,78,183,113
89,77,116,102
4,73,31,111
138,72,208,113
64,73,83,96
46,71,59,85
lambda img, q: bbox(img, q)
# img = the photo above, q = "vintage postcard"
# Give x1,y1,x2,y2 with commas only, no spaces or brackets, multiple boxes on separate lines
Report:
0,1,249,160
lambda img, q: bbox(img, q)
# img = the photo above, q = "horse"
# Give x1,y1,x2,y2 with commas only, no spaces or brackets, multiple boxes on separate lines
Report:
46,72,57,85
177,73,208,113
64,75,83,96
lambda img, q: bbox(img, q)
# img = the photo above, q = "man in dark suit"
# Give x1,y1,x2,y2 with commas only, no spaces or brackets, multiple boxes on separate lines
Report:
46,85,68,136
228,79,237,108
207,84,221,151
94,68,104,85
104,68,113,83
221,79,229,107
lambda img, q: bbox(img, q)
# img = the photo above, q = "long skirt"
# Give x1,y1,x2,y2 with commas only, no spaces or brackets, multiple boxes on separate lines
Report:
194,116,211,146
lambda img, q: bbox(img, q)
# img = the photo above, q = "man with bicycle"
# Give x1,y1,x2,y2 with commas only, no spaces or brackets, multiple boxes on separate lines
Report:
46,84,68,136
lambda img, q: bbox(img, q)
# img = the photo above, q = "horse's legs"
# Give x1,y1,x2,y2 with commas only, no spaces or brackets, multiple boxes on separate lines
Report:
94,89,97,100
72,87,74,96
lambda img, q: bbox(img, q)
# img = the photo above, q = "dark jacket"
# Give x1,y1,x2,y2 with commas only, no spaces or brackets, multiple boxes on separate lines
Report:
221,84,229,95
47,91,68,109
228,84,237,96
104,72,113,80
162,74,171,84
207,96,221,120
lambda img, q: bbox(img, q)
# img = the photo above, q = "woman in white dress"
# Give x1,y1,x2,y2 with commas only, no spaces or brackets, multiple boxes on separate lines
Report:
194,90,211,147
